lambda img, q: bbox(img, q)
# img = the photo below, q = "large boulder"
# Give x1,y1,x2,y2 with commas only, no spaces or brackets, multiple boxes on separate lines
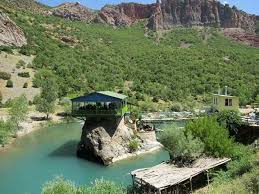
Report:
77,117,134,165
0,11,27,47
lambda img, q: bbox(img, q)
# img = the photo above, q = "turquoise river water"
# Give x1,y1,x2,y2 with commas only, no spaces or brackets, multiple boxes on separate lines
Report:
0,122,171,194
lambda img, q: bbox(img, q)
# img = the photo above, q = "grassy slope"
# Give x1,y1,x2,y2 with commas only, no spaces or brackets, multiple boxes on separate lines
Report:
1,7,259,108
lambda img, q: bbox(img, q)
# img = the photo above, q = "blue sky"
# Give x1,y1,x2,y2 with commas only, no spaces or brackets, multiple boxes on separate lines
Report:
38,0,259,15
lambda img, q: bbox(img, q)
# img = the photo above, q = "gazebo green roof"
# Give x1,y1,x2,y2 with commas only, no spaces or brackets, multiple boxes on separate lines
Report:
71,91,128,103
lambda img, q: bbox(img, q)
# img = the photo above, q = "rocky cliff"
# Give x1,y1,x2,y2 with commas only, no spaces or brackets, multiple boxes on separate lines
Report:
148,0,256,33
96,3,157,26
47,2,96,22
0,11,27,47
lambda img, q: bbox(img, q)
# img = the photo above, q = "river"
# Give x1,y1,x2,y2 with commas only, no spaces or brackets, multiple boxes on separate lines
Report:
0,122,170,194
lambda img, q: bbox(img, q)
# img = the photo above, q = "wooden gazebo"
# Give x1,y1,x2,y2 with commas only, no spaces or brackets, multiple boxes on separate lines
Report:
71,91,129,117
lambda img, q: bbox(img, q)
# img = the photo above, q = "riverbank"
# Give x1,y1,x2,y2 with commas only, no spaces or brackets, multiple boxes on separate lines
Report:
0,108,64,151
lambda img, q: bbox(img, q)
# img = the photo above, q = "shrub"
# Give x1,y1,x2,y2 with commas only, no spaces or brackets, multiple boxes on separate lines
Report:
0,71,11,80
18,72,30,78
171,103,183,112
217,110,241,135
23,82,28,88
0,120,13,146
41,177,80,194
41,177,126,194
86,179,126,194
16,60,26,69
185,116,234,157
6,79,13,88
128,139,139,152
159,126,204,163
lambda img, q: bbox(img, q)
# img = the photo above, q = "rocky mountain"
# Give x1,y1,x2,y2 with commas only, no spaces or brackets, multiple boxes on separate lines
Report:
39,0,257,33
46,2,96,22
96,3,157,26
0,11,27,47
148,0,256,33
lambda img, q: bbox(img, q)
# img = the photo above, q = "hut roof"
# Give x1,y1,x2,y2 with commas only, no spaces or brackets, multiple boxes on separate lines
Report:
71,91,127,103
131,157,230,190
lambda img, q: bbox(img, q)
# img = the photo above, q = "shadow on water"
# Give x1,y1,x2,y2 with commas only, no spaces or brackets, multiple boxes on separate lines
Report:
49,140,78,157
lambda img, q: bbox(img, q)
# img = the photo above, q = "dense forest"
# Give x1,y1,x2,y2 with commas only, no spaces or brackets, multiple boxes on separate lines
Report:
1,7,259,109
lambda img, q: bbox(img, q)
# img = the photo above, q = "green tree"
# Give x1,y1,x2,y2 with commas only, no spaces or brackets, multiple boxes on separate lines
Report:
185,116,234,157
159,126,204,163
217,110,241,135
8,95,29,131
34,70,58,119
0,120,13,147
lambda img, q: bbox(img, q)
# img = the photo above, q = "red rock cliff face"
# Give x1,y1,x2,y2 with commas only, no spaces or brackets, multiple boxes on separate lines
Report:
96,3,158,26
148,0,256,33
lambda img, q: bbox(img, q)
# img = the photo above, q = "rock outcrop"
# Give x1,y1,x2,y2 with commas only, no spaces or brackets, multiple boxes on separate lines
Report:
224,28,259,47
47,2,96,22
0,11,27,47
77,117,134,165
148,0,256,33
96,3,158,26
77,116,162,165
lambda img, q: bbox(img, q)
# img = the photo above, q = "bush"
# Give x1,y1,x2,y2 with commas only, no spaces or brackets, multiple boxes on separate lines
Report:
211,168,259,194
185,116,234,157
41,177,80,194
6,79,13,88
217,110,241,135
0,71,11,80
159,126,204,163
171,103,183,112
16,60,26,69
23,82,28,88
128,139,139,152
0,120,13,146
18,72,30,78
41,177,127,194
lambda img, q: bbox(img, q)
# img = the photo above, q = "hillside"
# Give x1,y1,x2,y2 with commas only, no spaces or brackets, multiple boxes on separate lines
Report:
0,1,259,109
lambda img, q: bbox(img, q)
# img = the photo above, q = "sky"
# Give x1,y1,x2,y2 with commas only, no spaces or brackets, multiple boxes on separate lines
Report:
37,0,259,15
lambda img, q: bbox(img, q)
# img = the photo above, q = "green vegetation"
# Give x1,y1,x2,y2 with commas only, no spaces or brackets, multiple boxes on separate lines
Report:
18,72,30,77
23,82,28,88
128,139,139,152
159,126,204,162
217,110,241,135
9,95,29,131
3,10,258,108
0,71,11,80
34,69,58,119
160,115,258,193
16,60,26,69
6,79,13,88
0,120,13,146
42,177,127,194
